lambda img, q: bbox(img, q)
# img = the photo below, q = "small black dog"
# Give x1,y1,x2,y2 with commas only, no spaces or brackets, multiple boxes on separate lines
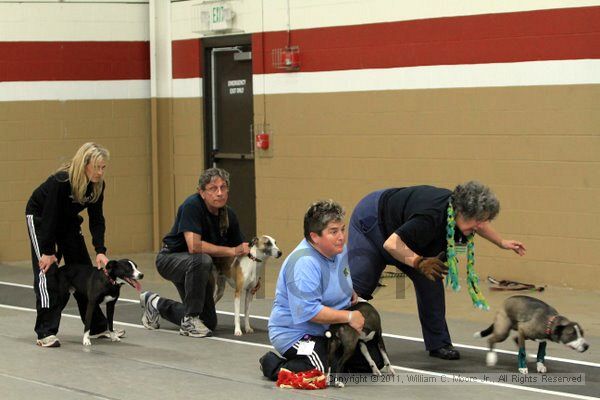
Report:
325,302,394,387
475,295,589,374
59,259,143,346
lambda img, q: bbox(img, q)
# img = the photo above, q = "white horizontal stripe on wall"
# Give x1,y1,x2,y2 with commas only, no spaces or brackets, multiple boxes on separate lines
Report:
3,60,598,101
171,78,202,99
0,79,202,101
0,80,150,102
252,60,600,95
0,3,148,41
171,0,600,40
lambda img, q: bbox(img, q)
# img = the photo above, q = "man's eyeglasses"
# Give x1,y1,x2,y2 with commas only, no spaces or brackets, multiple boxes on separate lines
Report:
204,185,229,194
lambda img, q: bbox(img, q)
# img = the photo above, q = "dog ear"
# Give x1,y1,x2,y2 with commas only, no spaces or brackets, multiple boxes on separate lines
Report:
104,260,116,270
250,237,259,247
552,324,566,341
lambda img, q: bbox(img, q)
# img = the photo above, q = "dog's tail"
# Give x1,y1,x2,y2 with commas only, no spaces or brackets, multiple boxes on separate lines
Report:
474,324,494,339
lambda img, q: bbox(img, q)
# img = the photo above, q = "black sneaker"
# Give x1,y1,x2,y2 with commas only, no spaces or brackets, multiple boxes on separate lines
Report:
429,344,460,360
259,351,286,381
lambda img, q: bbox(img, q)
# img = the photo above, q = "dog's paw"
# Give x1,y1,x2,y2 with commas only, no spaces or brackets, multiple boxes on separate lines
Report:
536,362,547,373
234,328,243,336
83,338,91,346
109,332,121,342
332,379,345,388
486,351,498,366
519,367,529,375
245,326,254,334
386,365,396,375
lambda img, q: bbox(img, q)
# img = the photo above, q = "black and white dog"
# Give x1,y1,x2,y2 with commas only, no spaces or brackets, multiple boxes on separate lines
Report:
213,235,282,336
59,259,143,346
325,302,395,387
475,295,589,374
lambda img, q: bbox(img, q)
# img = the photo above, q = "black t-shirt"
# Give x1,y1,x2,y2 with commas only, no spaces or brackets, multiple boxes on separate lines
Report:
162,193,244,253
379,185,466,258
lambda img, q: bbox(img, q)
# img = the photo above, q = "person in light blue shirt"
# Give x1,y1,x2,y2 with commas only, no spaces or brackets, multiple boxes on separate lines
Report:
259,200,367,381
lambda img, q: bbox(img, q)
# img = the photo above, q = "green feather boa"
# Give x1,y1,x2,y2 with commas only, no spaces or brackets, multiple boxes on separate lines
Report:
445,202,489,310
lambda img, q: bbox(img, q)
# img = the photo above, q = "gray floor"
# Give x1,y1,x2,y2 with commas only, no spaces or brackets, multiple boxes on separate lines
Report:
1,254,598,400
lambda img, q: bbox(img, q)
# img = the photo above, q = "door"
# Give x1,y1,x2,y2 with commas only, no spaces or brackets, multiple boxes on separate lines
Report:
203,36,256,240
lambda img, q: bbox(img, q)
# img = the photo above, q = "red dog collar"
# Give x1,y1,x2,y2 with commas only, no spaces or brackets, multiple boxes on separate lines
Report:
102,268,117,285
545,315,558,336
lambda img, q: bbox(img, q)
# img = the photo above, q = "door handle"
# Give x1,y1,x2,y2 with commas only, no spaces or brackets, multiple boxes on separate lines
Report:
212,152,255,160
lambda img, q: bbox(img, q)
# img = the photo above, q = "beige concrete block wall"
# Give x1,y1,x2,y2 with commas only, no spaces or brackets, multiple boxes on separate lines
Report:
153,97,204,246
0,99,153,261
167,97,205,237
254,84,600,289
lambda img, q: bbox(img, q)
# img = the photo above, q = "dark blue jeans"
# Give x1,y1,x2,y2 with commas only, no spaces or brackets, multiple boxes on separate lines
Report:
347,190,451,351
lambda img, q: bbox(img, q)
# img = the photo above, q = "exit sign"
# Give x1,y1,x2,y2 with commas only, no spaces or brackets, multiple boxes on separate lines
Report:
198,2,235,32
210,5,228,30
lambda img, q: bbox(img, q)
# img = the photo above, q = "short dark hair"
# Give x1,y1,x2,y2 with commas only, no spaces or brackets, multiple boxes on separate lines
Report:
303,200,345,242
452,181,500,221
198,168,230,190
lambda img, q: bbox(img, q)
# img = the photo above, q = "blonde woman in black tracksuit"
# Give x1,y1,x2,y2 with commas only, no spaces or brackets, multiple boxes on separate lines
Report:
25,142,122,347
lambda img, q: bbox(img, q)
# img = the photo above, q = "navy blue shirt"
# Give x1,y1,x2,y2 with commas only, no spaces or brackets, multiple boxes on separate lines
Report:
379,185,466,258
162,193,244,253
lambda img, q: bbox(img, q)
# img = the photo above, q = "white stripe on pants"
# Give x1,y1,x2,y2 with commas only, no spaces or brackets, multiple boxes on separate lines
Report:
292,341,325,372
26,215,50,309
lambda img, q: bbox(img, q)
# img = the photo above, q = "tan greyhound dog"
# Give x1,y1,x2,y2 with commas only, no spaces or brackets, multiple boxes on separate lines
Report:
214,235,282,336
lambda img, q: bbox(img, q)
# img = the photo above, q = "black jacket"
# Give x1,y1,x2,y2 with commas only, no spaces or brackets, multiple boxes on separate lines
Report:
26,171,106,256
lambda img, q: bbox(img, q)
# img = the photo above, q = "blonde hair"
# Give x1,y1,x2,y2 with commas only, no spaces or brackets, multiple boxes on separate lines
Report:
57,143,110,204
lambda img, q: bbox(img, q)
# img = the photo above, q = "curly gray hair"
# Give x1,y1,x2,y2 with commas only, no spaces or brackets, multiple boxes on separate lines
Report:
303,200,345,242
198,167,230,190
452,181,500,221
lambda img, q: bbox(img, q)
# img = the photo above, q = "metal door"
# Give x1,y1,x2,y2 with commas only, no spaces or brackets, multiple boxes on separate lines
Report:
204,40,256,240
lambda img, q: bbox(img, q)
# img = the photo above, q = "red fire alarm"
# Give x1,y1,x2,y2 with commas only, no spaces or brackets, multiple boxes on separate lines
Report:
256,132,269,150
272,46,300,71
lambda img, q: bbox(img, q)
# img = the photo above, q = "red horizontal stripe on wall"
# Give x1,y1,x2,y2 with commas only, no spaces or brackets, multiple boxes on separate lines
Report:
172,39,202,79
252,6,600,74
0,41,149,82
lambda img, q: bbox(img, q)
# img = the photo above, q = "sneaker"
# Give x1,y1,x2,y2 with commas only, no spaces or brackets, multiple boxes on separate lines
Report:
180,315,212,338
89,329,126,339
36,335,60,348
140,291,160,330
259,351,286,381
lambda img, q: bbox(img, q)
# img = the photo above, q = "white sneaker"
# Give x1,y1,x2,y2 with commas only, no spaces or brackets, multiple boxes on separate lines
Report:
140,291,160,330
36,335,60,348
89,329,126,339
180,315,212,338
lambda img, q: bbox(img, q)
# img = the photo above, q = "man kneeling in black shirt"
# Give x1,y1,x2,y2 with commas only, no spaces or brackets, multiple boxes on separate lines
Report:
140,168,249,337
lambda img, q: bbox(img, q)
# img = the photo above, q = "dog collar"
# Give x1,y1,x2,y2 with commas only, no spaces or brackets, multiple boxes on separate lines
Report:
247,253,263,263
102,268,117,286
545,315,558,337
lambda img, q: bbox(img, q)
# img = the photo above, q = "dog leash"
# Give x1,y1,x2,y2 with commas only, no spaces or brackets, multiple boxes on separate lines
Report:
487,276,545,292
